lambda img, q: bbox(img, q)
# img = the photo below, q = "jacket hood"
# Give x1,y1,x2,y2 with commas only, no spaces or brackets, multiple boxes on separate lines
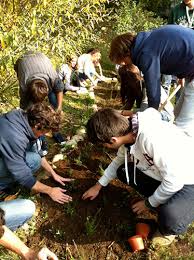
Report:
4,109,36,141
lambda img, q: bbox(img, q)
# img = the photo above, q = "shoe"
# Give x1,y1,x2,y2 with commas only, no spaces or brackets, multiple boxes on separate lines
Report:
152,229,175,246
53,132,65,144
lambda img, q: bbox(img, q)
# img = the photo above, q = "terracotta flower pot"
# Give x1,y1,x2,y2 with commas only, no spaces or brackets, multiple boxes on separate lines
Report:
135,223,150,239
128,235,145,252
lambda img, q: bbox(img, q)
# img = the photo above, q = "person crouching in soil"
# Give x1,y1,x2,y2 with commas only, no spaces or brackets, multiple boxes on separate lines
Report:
82,107,194,246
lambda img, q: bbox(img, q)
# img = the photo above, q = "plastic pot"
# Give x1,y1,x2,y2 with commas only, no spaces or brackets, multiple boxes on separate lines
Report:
136,223,150,239
128,235,145,252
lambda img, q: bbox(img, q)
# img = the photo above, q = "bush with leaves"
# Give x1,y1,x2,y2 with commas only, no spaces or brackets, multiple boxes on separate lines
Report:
113,0,165,35
0,0,109,107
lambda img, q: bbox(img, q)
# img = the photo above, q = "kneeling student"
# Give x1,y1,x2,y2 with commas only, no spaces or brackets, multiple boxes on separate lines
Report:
82,107,194,246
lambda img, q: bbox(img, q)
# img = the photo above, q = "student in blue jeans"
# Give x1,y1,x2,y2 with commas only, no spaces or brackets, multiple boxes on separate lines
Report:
0,103,73,204
0,200,58,259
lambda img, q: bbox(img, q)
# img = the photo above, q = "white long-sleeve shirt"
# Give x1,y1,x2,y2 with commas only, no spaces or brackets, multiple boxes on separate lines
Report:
99,108,194,207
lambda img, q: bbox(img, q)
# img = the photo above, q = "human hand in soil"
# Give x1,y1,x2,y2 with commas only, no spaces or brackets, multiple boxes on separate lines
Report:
52,172,74,186
49,187,72,204
82,183,102,200
131,200,148,215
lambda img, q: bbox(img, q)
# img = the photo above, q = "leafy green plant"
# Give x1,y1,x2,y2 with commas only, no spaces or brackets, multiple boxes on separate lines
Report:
98,163,105,176
64,201,77,217
113,0,165,35
74,156,83,167
84,208,101,236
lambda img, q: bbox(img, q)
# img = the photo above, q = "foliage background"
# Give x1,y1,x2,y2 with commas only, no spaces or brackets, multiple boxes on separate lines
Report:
0,0,168,108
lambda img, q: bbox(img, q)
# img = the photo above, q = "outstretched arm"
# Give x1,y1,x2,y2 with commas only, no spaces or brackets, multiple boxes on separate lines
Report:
82,182,102,200
0,225,58,260
56,91,63,111
32,180,72,204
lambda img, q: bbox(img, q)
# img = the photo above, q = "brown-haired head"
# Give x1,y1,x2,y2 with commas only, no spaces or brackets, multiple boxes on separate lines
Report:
119,65,143,109
66,55,78,69
86,108,131,144
27,102,61,132
27,79,49,103
109,33,135,64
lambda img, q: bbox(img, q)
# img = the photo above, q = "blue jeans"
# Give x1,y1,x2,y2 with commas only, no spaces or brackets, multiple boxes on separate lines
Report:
174,79,194,137
0,199,35,231
48,91,58,109
117,162,194,236
0,151,41,191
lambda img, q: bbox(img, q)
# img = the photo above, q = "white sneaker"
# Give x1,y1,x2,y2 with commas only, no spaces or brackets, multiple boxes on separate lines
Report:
152,229,175,246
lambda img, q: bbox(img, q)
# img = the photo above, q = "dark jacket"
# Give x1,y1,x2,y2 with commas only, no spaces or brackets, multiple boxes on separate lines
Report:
0,109,37,189
131,25,194,108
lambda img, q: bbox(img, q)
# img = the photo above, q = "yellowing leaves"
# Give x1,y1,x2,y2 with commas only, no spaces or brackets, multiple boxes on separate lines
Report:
31,17,37,35
43,0,47,8
0,35,6,49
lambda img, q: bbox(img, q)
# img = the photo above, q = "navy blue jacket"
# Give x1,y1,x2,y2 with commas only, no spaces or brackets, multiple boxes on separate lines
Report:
131,25,194,108
0,109,37,189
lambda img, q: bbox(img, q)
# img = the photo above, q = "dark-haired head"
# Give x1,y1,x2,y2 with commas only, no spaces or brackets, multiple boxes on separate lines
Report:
119,65,143,109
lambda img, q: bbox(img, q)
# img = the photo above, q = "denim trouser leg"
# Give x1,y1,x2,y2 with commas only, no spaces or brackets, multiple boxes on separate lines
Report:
0,199,35,231
174,79,194,137
117,162,194,235
158,185,194,235
48,91,58,109
0,152,41,190
25,152,41,174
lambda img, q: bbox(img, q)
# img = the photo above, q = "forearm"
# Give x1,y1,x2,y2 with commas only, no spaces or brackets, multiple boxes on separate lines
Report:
41,157,55,177
0,225,31,258
95,71,103,80
56,91,63,110
85,73,96,85
31,180,52,195
98,64,103,77
95,182,103,191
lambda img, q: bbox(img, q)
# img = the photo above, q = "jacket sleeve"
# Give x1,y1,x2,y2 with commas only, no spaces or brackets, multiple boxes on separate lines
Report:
0,138,37,189
138,52,161,109
98,145,125,186
140,131,184,207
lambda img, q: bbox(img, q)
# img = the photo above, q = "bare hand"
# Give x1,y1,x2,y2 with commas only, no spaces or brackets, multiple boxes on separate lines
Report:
82,183,102,200
37,247,58,260
131,200,148,215
49,187,72,204
177,78,185,87
52,173,74,186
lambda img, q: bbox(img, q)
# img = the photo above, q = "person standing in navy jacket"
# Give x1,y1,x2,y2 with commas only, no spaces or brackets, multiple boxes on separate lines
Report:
109,25,194,137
